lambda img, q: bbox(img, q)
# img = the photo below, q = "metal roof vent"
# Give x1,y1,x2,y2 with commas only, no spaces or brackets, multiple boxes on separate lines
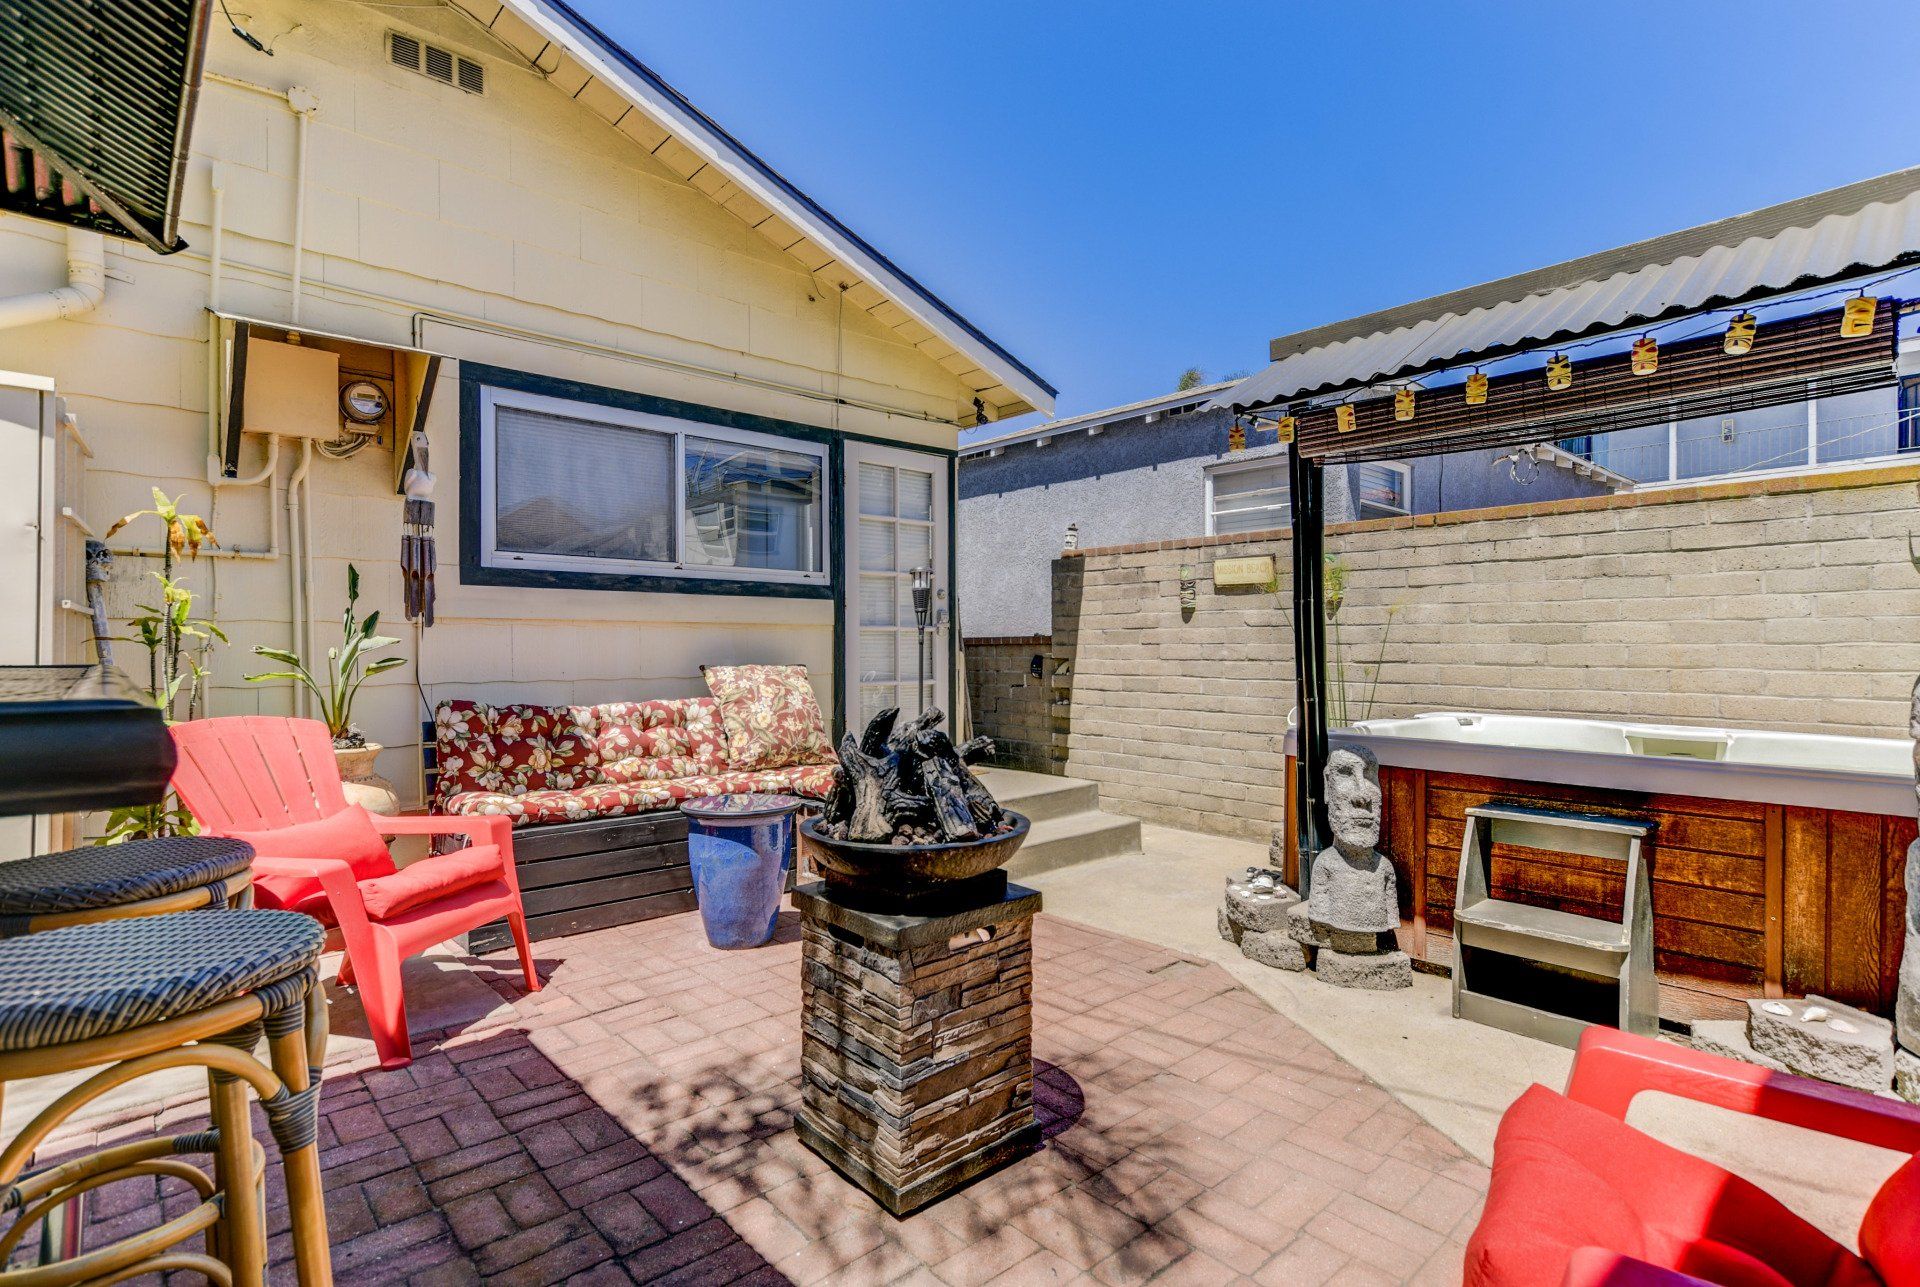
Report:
387,31,484,95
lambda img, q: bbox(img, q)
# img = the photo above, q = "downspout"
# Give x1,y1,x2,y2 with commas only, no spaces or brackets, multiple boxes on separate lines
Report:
0,229,106,330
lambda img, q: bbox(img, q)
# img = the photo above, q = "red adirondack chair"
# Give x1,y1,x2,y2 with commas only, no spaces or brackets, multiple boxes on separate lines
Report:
170,716,540,1069
1466,1027,1920,1287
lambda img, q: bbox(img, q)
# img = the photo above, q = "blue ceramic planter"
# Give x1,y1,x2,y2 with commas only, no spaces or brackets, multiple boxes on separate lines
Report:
682,794,806,949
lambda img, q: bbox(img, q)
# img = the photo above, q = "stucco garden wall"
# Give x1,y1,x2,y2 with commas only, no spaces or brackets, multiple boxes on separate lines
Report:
0,0,983,808
1039,463,1920,841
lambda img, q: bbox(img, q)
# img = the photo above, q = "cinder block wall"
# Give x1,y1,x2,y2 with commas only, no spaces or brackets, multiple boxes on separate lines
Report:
961,637,1059,773
1052,463,1920,841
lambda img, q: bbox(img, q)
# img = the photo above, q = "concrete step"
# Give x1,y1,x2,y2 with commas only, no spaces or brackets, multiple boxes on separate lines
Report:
1005,809,1143,881
975,767,1101,824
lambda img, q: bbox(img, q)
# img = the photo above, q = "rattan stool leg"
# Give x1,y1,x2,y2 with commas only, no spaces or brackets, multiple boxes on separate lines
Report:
208,1071,266,1287
264,975,330,1287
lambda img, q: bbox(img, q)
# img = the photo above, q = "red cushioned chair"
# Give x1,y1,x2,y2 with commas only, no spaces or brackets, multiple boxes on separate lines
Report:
1466,1027,1920,1287
170,717,541,1069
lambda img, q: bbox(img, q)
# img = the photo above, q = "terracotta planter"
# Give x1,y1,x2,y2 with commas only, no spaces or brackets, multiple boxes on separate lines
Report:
335,742,399,816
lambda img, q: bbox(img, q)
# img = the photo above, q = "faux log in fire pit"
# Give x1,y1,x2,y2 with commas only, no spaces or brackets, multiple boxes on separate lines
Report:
794,706,1041,1215
803,707,1028,913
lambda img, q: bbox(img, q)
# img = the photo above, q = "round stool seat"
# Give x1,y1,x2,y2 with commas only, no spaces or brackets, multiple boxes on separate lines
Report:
0,836,254,919
0,910,324,1053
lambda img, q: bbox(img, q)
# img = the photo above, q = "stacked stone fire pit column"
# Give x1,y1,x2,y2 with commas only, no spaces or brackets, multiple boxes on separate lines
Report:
794,708,1040,1214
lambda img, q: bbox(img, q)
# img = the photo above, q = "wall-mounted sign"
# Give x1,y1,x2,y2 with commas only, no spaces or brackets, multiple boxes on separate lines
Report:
1211,555,1275,588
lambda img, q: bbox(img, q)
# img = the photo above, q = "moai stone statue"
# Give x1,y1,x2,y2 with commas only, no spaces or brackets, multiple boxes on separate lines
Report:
1299,745,1411,990
1309,747,1398,934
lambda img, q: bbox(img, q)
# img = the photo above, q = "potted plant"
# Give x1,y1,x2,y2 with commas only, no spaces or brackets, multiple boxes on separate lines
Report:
247,564,407,812
93,490,225,842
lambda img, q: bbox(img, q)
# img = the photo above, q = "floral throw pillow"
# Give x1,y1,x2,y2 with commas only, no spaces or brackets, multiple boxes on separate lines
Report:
701,664,834,772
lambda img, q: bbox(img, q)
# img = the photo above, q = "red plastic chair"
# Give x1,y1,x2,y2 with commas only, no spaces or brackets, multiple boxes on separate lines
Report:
170,717,540,1069
1466,1027,1920,1287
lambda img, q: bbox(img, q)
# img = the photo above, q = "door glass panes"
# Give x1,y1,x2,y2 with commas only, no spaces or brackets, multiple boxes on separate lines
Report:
858,521,894,571
898,469,933,521
859,576,895,626
859,464,895,517
854,460,939,722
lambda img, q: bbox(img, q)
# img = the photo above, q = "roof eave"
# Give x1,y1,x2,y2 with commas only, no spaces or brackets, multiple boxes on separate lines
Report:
515,0,1054,418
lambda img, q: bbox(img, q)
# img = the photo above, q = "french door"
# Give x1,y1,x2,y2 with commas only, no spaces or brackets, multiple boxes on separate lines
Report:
843,443,951,730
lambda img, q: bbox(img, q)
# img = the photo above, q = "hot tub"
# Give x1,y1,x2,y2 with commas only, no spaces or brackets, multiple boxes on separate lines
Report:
1281,713,1915,1021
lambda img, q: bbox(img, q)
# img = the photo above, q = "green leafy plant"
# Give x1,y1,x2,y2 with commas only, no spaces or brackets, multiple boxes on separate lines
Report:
248,565,405,745
94,489,224,843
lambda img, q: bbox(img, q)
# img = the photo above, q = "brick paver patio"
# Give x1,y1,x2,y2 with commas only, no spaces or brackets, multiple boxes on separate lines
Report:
33,911,1486,1285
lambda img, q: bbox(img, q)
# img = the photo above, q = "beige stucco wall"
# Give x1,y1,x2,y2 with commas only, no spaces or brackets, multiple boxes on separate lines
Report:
0,0,982,808
1046,465,1920,841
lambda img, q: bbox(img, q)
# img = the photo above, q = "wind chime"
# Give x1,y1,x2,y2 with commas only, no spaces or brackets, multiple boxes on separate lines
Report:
400,431,436,626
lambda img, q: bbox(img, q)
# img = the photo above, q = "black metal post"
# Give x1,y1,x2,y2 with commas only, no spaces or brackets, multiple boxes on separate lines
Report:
1286,447,1330,892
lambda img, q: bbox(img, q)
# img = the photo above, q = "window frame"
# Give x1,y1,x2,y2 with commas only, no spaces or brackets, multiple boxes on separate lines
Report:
476,383,831,588
1351,460,1412,520
1203,454,1293,536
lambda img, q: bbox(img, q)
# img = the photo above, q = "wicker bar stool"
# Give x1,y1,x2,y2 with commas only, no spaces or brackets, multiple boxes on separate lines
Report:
0,910,332,1287
0,837,255,937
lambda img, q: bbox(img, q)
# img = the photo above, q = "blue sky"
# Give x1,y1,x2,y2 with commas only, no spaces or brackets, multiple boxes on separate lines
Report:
576,3,1920,436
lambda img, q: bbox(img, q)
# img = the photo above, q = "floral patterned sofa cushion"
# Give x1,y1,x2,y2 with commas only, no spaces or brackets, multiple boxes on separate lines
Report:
432,694,835,826
699,664,836,772
593,699,728,783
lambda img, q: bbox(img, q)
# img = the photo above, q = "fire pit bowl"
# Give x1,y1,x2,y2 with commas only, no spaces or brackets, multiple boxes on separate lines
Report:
800,811,1029,913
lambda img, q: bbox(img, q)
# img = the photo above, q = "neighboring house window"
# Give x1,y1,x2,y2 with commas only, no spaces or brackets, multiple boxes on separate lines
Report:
1206,458,1291,534
1900,376,1920,453
478,386,828,584
1352,461,1411,519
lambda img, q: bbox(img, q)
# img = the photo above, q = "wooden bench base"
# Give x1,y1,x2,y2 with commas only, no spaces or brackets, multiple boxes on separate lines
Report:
468,811,690,954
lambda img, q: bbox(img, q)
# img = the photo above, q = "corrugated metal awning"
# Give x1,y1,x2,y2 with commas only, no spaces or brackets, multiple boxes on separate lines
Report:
0,0,212,254
1212,167,1920,415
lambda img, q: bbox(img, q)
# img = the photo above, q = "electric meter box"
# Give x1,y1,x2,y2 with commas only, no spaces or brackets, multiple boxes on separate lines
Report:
241,338,341,439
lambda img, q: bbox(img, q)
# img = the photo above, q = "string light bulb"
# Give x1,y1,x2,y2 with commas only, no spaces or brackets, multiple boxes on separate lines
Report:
1545,353,1572,391
1631,336,1659,376
1274,415,1297,444
1723,312,1757,356
1464,371,1488,405
1842,294,1877,338
1335,404,1356,433
1228,418,1246,452
1394,386,1417,422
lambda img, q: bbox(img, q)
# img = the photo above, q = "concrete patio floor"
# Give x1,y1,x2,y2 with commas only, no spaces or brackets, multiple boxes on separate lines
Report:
1022,822,1909,1250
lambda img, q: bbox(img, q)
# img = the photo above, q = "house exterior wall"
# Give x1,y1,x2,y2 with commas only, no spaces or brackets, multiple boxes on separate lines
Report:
957,406,1612,638
1043,463,1920,842
0,0,983,808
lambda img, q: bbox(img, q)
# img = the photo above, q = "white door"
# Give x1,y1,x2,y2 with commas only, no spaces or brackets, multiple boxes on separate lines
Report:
845,443,950,730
